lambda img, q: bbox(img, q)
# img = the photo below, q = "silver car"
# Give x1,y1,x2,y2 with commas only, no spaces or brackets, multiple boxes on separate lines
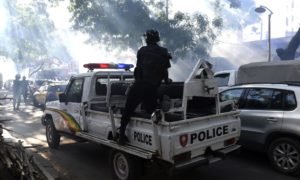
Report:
220,83,300,175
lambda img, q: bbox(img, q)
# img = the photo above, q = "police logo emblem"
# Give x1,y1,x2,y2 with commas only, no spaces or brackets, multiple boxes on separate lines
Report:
180,134,188,147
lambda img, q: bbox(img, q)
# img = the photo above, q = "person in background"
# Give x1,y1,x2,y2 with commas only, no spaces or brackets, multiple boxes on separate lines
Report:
118,29,172,145
13,74,22,110
21,76,29,105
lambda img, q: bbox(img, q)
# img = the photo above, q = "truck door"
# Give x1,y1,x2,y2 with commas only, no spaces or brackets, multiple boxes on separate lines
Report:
62,78,84,130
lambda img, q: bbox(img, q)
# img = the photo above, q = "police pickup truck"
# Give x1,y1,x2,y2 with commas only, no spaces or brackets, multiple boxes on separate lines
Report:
41,60,241,180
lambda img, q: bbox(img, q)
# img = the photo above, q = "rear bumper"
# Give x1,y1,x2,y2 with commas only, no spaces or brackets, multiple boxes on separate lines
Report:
173,144,240,171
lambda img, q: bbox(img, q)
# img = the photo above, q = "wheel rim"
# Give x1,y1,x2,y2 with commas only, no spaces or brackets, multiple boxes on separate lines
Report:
46,124,53,143
273,142,300,171
113,152,129,180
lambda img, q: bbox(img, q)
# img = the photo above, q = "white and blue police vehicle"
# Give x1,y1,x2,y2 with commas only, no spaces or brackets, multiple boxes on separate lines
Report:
41,60,241,180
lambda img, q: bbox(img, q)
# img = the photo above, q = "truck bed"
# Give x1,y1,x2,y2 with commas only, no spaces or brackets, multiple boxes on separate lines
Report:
89,81,219,122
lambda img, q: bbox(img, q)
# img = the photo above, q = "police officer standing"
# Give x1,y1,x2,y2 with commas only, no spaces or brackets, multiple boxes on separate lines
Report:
118,29,172,145
21,76,29,105
13,74,22,111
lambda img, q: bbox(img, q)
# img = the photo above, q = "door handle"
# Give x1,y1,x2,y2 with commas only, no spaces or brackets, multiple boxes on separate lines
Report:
267,118,278,123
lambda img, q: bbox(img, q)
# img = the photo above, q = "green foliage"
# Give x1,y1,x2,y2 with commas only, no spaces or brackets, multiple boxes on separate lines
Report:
212,0,258,31
65,0,223,59
49,0,255,60
0,0,70,76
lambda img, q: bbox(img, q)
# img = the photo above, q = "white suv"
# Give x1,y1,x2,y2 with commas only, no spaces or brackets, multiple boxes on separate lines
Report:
220,83,300,175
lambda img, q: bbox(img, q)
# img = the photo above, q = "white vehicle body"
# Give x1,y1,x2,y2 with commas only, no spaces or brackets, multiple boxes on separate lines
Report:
214,60,300,92
42,60,241,179
214,70,237,92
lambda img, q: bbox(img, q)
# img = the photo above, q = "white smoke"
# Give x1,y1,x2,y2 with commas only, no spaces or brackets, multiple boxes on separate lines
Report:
48,1,137,73
0,57,17,81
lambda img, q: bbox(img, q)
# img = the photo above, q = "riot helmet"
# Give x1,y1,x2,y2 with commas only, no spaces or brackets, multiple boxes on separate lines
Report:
144,29,160,44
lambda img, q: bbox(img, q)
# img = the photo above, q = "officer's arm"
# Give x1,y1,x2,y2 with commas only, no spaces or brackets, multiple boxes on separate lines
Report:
164,67,174,85
164,51,172,85
163,63,172,85
135,50,143,81
163,70,170,84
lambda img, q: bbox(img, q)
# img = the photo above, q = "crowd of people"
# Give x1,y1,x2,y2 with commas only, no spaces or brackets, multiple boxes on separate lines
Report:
12,74,29,111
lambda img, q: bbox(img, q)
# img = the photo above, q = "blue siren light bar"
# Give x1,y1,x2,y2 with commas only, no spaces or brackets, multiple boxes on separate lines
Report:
83,63,134,70
117,63,134,69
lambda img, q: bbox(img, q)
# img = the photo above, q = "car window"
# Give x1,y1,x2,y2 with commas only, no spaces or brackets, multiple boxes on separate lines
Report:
270,90,284,110
244,88,286,110
220,88,243,103
39,85,48,91
123,75,134,81
97,75,121,84
214,73,230,87
48,85,66,93
285,91,297,110
95,79,107,96
35,80,44,86
245,88,273,110
66,79,84,103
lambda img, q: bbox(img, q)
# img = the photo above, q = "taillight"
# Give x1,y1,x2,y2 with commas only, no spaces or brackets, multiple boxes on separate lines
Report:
173,151,191,163
224,138,236,146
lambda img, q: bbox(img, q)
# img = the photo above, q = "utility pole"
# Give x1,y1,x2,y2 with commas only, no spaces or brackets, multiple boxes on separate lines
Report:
255,5,273,62
166,0,169,20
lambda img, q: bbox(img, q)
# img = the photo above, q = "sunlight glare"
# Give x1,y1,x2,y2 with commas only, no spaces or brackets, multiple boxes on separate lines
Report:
0,6,7,33
0,58,17,81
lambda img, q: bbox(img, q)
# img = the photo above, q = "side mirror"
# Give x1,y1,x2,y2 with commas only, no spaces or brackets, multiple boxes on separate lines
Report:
59,93,67,104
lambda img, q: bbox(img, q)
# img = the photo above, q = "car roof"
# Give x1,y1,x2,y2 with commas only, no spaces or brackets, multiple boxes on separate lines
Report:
48,83,67,86
214,70,237,75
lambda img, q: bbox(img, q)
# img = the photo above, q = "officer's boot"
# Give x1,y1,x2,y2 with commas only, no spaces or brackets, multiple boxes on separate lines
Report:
276,28,300,60
118,132,125,146
118,121,127,145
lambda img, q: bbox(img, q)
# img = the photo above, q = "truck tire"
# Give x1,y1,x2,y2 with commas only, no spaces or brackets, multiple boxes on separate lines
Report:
268,137,300,175
46,120,61,149
109,150,142,180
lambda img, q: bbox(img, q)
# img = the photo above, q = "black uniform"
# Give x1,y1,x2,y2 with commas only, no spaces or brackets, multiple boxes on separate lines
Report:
21,79,29,103
13,78,22,110
119,43,171,144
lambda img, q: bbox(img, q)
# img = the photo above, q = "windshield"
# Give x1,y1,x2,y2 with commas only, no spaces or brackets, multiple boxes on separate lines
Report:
214,73,230,87
48,85,67,93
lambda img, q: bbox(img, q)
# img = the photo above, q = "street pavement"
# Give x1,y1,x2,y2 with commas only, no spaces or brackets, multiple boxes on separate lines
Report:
1,100,300,180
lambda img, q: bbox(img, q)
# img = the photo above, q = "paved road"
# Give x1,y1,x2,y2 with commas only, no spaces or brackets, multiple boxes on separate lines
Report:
1,102,299,180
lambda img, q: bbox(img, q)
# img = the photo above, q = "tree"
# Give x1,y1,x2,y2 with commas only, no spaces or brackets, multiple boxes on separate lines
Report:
213,0,258,34
0,0,71,77
48,0,259,61
48,0,223,59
